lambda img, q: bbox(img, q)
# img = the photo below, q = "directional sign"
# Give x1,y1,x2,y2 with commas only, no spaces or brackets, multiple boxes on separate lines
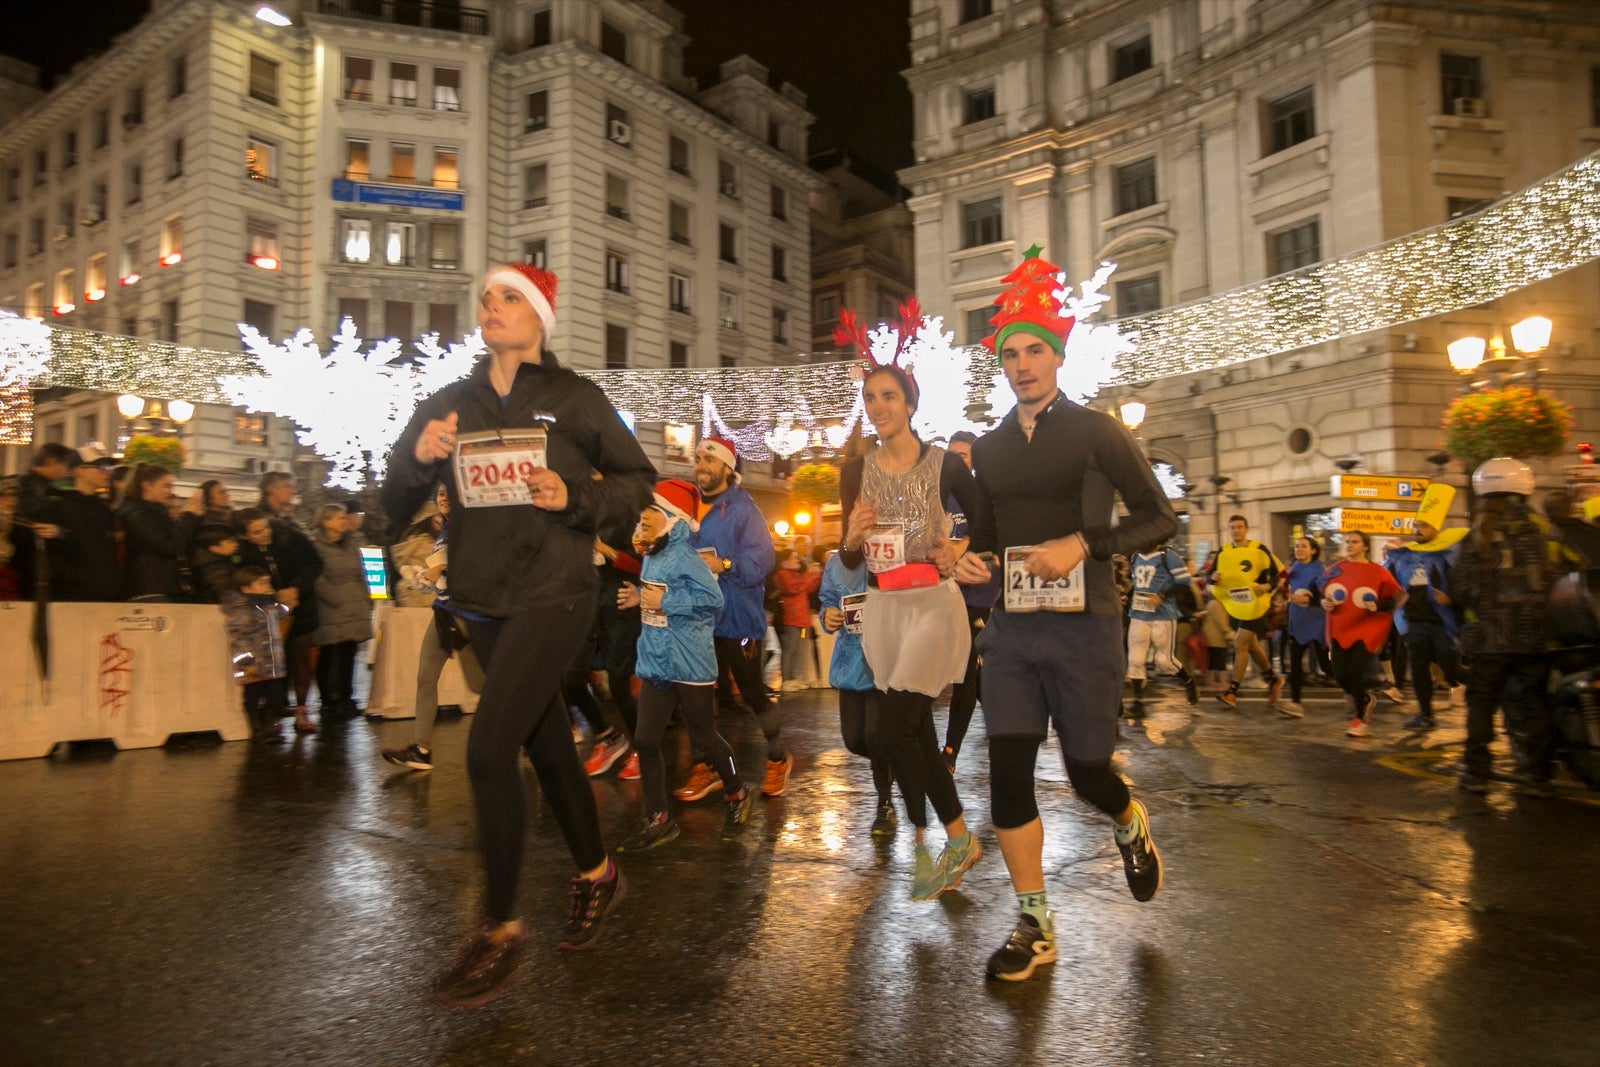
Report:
1332,507,1416,535
1330,475,1429,502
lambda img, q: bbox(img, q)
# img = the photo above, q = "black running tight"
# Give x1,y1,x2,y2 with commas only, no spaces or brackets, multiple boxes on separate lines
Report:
876,687,962,830
1331,640,1376,711
635,682,741,815
838,688,892,802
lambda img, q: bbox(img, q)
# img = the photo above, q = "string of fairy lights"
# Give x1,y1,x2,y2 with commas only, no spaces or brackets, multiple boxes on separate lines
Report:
3,148,1599,456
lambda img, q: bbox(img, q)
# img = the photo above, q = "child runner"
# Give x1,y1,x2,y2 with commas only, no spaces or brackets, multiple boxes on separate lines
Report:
818,547,896,835
616,478,757,851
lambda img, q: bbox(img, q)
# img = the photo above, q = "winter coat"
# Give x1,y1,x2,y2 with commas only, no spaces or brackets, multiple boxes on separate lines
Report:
238,522,322,638
221,590,290,680
310,531,373,646
636,518,723,684
383,353,656,619
775,566,820,629
819,553,873,692
118,497,182,600
390,528,441,608
690,483,775,640
41,490,122,601
1450,506,1570,655
189,548,240,605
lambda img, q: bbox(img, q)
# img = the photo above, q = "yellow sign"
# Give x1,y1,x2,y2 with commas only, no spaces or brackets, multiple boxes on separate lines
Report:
1329,475,1430,502
1332,507,1416,535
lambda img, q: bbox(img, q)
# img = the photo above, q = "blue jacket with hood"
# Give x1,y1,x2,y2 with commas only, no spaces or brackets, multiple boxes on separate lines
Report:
819,552,873,692
637,517,724,684
690,482,774,641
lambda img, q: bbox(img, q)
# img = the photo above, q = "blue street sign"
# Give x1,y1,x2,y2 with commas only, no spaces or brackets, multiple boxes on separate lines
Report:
331,179,464,212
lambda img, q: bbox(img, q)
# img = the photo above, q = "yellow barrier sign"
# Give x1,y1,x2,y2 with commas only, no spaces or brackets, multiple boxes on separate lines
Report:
1330,475,1430,502
1332,507,1416,535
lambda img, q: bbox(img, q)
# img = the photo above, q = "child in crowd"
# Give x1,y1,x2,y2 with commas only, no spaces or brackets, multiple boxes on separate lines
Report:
221,565,292,741
818,548,896,835
616,479,757,851
189,523,241,604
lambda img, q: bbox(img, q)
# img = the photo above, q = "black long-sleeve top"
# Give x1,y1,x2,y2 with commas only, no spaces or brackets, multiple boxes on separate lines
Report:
837,445,981,574
968,394,1176,616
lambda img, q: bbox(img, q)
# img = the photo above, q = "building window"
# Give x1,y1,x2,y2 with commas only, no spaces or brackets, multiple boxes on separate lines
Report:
385,222,417,267
246,218,280,268
605,323,628,368
247,137,276,185
718,158,738,198
63,131,78,170
767,117,782,150
525,90,548,132
964,306,992,345
1112,36,1153,82
242,301,274,341
1270,219,1320,274
669,272,690,313
2,232,15,269
1267,87,1315,155
1114,157,1157,215
432,67,461,111
718,223,738,264
341,218,372,263
669,341,688,369
54,268,75,312
1447,195,1493,219
93,110,109,150
605,173,629,220
669,134,691,176
961,197,1002,248
600,20,628,64
126,162,142,205
772,306,789,344
771,184,788,221
720,352,738,369
531,8,552,47
345,139,370,182
385,300,414,344
248,53,279,106
390,62,417,107
771,245,787,282
124,86,144,128
337,297,369,336
88,182,108,223
718,289,739,330
963,85,996,124
158,299,179,342
432,147,458,189
86,253,108,299
429,222,460,270
168,137,184,180
390,142,416,184
344,56,374,101
605,101,633,146
522,238,547,268
170,54,187,98
160,214,182,264
33,147,47,184
57,198,75,240
817,293,839,325
24,282,44,319
669,200,691,245
523,163,548,208
960,0,993,22
4,167,17,202
27,216,43,256
428,301,458,341
1441,54,1484,114
1116,276,1161,316
234,411,268,447
119,238,139,281
1592,66,1600,127
605,249,630,294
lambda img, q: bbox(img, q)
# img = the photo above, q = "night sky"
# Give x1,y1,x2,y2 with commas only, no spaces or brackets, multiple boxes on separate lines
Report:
6,0,913,177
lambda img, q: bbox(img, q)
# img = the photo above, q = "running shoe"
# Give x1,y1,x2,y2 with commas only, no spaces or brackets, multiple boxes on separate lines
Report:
383,743,433,771
1184,675,1200,705
1124,699,1145,720
1382,686,1405,704
870,801,897,836
1216,689,1238,708
985,912,1057,982
617,752,641,781
1276,701,1305,719
938,832,983,892
721,787,758,839
673,762,722,802
1116,799,1162,902
1346,717,1370,738
583,735,631,777
558,862,627,952
1450,684,1467,707
761,751,794,797
911,845,943,901
430,921,528,1010
617,812,679,853
1403,712,1435,730
1266,675,1285,705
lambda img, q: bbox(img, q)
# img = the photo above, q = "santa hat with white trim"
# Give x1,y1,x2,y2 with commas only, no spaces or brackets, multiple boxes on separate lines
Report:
696,436,740,483
652,478,701,531
481,262,558,339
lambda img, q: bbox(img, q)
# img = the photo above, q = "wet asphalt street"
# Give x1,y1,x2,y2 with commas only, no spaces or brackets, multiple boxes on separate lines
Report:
4,679,1599,1067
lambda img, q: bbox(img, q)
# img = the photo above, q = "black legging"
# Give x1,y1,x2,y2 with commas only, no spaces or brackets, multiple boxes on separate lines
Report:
635,683,741,815
465,599,605,924
714,635,783,760
1331,640,1377,712
597,584,641,737
839,688,892,803
1403,623,1465,717
315,640,360,706
943,605,988,758
1287,636,1331,702
876,688,962,830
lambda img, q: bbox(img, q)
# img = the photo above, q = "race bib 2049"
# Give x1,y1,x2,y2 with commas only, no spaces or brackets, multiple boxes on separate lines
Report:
453,429,549,508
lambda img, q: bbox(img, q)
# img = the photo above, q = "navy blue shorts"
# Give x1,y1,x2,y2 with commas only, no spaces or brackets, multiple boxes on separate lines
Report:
976,608,1124,762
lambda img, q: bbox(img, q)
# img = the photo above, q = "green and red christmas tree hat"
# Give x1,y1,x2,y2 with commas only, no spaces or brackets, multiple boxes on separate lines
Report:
982,244,1075,357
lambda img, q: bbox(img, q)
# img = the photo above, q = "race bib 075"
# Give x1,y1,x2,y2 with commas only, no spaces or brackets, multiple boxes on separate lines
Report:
453,429,549,508
862,526,905,574
1005,546,1085,613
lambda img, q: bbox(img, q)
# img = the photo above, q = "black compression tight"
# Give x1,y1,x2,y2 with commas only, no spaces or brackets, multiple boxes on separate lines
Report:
839,688,892,802
877,688,962,830
989,735,1130,829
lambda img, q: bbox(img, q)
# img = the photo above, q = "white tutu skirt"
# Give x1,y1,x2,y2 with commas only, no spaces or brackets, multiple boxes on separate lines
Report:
860,579,972,698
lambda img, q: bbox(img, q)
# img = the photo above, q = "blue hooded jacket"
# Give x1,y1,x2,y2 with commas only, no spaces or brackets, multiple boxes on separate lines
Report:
1384,544,1461,637
690,482,774,641
819,553,873,692
637,518,724,684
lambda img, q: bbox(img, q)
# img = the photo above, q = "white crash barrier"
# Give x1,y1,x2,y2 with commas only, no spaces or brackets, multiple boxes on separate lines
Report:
0,601,248,760
366,602,480,720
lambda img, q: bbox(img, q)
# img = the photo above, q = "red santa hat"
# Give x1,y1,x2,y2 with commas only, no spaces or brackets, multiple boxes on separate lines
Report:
697,436,740,482
652,478,701,531
481,262,558,338
982,244,1075,358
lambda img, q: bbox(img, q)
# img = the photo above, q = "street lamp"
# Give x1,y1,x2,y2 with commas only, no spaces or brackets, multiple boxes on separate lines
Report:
116,393,194,451
1118,396,1147,432
1448,314,1553,386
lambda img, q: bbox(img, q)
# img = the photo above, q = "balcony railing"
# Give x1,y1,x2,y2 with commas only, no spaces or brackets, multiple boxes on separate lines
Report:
318,0,489,36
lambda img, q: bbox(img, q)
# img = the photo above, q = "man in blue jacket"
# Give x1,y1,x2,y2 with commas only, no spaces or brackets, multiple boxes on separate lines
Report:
677,436,791,800
1384,521,1466,729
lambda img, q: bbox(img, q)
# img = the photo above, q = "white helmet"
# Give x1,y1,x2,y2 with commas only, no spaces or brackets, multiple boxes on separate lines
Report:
1471,457,1535,498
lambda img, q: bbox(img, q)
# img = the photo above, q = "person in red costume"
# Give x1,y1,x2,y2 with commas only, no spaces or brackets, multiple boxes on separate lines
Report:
1320,530,1405,738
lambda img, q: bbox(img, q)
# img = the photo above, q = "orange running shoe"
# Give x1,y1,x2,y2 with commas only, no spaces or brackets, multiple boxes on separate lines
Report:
761,752,794,797
673,762,722,802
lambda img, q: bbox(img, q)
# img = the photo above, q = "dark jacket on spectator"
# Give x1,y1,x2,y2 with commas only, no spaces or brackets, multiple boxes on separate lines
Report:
310,530,373,646
41,490,122,601
190,548,239,604
11,470,60,595
118,497,181,600
240,521,323,637
220,590,291,680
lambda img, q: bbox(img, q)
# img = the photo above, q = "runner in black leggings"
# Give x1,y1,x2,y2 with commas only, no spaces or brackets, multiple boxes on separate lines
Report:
385,261,655,1009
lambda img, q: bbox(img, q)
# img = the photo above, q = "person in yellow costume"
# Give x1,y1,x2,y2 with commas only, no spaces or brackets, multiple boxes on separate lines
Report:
1206,514,1287,710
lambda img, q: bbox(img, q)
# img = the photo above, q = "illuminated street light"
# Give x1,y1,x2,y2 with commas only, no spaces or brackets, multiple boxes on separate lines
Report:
1447,336,1487,373
1509,315,1552,354
1118,397,1147,431
774,520,791,537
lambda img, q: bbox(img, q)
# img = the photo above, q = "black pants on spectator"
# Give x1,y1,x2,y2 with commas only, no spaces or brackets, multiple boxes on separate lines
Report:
243,677,288,735
315,640,360,708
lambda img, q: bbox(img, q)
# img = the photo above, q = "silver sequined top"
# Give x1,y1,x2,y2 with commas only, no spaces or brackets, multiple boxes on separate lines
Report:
860,443,949,563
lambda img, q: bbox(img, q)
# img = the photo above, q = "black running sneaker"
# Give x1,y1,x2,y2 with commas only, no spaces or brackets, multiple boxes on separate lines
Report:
558,862,627,951
870,801,897,836
986,912,1057,982
721,787,758,839
1184,675,1200,705
1117,799,1162,902
617,812,679,853
383,743,433,770
430,921,528,1009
